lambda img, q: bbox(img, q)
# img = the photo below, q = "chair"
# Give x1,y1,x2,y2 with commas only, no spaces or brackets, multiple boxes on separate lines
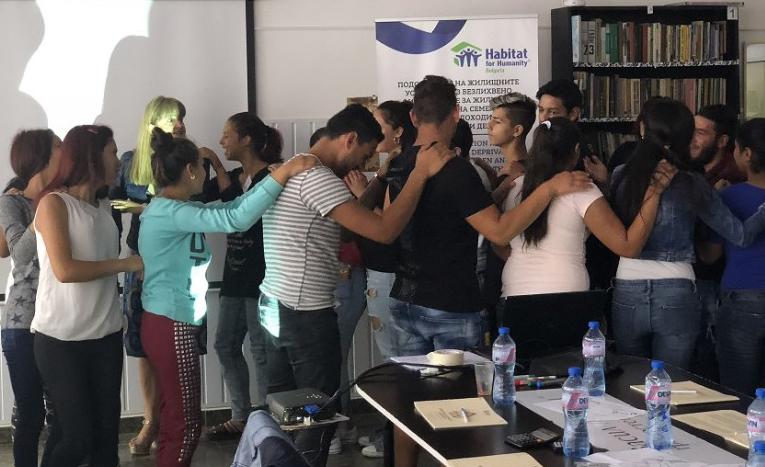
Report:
231,410,311,467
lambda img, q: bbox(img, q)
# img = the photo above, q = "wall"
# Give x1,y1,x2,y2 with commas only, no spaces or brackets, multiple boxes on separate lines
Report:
254,0,765,121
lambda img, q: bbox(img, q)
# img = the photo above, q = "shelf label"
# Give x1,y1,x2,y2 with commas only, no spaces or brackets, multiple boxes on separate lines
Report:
647,6,653,15
727,6,738,21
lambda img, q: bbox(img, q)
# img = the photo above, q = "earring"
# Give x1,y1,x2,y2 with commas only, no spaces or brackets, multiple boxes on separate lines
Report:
394,136,400,145
190,174,196,180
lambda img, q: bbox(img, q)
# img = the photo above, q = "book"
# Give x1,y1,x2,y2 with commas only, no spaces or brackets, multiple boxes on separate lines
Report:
672,410,749,449
414,397,507,430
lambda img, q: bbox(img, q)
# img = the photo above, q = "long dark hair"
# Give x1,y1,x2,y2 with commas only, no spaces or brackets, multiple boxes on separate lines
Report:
521,117,582,247
150,127,199,188
738,118,765,174
613,98,697,224
376,100,416,149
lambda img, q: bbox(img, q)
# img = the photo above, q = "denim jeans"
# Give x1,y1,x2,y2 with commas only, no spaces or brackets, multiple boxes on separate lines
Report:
690,279,720,381
717,289,765,396
611,278,701,370
366,269,396,360
215,296,269,420
258,293,340,467
334,265,367,416
388,298,482,357
1,329,60,467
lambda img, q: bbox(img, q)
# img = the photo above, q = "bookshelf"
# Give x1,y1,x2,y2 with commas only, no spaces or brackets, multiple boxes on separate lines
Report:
551,5,740,159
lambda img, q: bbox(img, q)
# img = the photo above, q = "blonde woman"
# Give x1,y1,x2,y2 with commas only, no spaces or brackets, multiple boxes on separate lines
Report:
109,96,193,455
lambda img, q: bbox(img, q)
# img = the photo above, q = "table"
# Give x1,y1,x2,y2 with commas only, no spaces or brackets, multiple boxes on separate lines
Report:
355,355,752,466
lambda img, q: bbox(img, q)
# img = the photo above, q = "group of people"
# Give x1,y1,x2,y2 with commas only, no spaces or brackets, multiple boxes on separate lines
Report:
1,74,765,467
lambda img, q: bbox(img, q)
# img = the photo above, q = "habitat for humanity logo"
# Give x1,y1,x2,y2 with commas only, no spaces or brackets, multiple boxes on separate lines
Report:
451,42,482,67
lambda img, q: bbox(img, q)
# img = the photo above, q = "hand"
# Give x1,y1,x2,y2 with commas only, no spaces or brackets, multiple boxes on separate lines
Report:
647,159,678,196
344,170,368,198
547,171,592,197
583,155,608,184
496,175,517,194
198,147,224,171
111,199,145,214
413,142,455,178
498,160,525,182
123,255,144,273
471,157,498,188
271,155,317,185
714,178,731,191
4,187,23,196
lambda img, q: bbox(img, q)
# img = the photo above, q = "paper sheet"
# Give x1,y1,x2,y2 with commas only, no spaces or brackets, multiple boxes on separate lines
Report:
414,397,507,430
673,410,749,449
447,452,542,467
535,396,644,422
582,448,741,466
629,381,739,406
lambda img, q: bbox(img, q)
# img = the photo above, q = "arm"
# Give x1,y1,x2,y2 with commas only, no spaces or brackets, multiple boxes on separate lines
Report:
697,241,723,264
0,229,8,258
491,243,511,261
466,171,592,245
331,143,454,244
0,198,37,265
698,181,765,248
35,194,142,283
584,195,658,258
200,147,232,195
357,176,387,210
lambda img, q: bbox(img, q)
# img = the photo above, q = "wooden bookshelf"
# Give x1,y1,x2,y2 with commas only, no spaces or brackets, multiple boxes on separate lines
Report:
551,5,740,158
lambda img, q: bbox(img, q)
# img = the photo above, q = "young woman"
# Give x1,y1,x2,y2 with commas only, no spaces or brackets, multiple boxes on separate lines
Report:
204,112,283,439
0,129,61,467
700,118,765,395
33,125,143,467
110,95,213,455
139,128,315,467
500,117,674,297
611,99,765,370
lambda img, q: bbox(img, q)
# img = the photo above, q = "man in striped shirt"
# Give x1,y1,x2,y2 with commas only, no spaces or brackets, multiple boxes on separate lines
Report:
257,104,452,466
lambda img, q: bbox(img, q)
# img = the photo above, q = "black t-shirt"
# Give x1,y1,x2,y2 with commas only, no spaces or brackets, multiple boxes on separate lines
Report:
218,167,270,298
387,145,494,312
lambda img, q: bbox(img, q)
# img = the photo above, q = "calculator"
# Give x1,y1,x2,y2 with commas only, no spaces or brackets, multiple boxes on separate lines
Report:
504,428,560,449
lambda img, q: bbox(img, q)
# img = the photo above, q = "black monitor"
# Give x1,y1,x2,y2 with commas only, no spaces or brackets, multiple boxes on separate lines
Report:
499,290,610,364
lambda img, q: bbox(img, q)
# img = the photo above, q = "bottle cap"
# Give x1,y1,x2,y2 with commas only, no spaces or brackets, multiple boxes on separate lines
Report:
498,327,510,336
588,321,600,330
568,367,582,377
756,388,765,399
651,360,664,370
755,440,765,454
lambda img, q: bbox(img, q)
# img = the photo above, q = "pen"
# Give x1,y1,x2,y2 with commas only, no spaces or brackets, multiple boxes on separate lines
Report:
460,408,470,423
671,390,697,394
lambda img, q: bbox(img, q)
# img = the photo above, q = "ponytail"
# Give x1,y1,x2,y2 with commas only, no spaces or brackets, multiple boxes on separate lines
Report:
150,127,199,188
227,112,283,164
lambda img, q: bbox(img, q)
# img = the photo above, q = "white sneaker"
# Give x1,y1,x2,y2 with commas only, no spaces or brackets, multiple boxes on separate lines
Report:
329,436,342,455
361,443,384,458
357,435,374,447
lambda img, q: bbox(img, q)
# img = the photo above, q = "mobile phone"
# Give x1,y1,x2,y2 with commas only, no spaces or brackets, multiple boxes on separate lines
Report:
504,427,560,449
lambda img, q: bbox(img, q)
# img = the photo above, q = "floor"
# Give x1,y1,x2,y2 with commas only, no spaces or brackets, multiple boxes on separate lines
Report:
0,411,440,466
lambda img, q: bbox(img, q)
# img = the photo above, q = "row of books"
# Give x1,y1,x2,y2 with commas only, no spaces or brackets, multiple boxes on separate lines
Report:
574,72,727,120
571,17,729,66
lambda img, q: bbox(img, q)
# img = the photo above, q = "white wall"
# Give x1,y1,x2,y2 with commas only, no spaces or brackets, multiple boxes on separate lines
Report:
254,0,765,121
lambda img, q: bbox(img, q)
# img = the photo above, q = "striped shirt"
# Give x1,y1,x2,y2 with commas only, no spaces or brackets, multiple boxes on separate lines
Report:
260,160,352,310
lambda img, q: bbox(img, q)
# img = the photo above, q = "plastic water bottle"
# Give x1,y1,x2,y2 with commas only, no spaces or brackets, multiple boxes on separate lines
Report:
562,367,590,458
748,388,765,453
582,321,606,397
645,360,673,450
492,327,516,407
748,440,765,467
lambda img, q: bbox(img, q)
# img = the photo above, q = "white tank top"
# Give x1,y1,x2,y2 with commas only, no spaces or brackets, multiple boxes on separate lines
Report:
32,192,123,341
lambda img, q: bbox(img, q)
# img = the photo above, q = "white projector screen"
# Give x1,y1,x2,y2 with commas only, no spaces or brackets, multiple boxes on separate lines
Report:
0,0,250,293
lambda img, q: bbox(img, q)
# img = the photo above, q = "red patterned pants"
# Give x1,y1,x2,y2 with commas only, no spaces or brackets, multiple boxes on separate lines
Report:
142,311,202,467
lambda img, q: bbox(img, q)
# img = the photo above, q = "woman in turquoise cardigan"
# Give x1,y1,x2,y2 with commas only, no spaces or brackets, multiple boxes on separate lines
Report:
138,127,314,467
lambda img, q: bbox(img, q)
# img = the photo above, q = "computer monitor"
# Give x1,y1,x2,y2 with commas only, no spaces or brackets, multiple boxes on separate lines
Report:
499,290,610,364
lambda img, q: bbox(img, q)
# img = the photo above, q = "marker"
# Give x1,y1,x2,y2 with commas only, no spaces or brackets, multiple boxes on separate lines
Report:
671,390,697,394
460,408,470,423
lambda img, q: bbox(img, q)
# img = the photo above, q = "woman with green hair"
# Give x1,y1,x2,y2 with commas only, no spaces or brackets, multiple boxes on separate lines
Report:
110,95,217,455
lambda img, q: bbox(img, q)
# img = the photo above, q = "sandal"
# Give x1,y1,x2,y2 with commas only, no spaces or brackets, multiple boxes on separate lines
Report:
206,419,245,441
129,419,158,456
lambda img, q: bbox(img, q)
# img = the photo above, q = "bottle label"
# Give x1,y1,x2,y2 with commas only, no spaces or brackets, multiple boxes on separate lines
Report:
582,340,605,358
748,414,765,434
563,390,589,410
646,383,671,404
493,347,515,364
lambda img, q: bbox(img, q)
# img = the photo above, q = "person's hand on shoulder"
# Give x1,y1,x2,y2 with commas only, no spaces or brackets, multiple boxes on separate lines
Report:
271,155,318,185
547,171,592,197
413,142,455,179
583,155,608,184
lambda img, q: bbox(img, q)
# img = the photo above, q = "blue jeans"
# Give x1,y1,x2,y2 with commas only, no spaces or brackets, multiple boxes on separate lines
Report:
366,269,396,360
611,279,701,370
690,280,720,381
389,298,482,357
214,296,268,420
335,265,367,416
1,329,60,467
717,290,765,396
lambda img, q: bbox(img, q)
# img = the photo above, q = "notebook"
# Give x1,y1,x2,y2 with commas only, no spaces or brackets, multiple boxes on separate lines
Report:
629,380,739,406
447,452,543,467
414,397,507,430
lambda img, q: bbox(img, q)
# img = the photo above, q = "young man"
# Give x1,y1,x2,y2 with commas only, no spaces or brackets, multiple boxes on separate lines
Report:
257,103,452,467
690,104,745,381
384,75,590,467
